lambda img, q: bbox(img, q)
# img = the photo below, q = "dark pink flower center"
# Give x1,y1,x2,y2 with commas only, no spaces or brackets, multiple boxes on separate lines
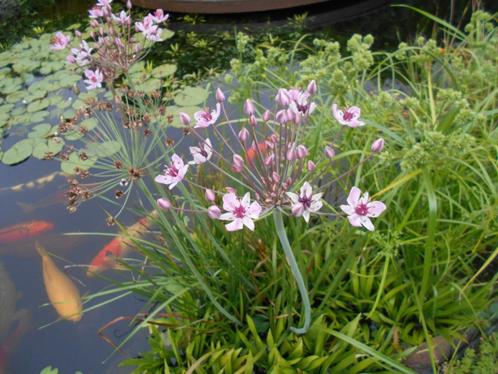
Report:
233,205,246,218
201,111,212,122
343,110,354,121
167,166,179,177
296,103,309,114
355,203,368,216
299,195,312,208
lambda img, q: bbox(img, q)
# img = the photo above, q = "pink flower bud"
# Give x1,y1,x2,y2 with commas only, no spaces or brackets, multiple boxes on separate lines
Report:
307,80,317,95
286,145,296,161
75,30,82,37
275,89,290,106
307,160,316,171
324,145,335,159
249,114,257,127
296,145,308,159
238,128,249,142
232,154,244,173
126,0,132,9
264,153,274,166
286,108,295,123
205,189,216,202
90,20,99,28
157,198,172,210
244,99,255,116
371,138,385,153
226,187,236,194
263,110,271,122
216,88,225,102
208,205,221,219
276,110,288,124
179,112,191,126
272,171,280,183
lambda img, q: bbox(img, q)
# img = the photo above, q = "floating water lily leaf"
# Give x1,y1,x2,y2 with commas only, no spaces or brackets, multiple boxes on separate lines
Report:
166,105,202,128
85,141,121,158
11,106,26,117
72,99,87,110
24,89,47,103
174,86,208,106
28,123,53,138
6,91,25,104
2,139,33,165
161,29,175,40
152,64,176,78
63,109,75,118
80,118,98,131
29,111,49,123
12,60,40,74
32,137,65,159
136,78,161,93
60,153,96,174
0,104,14,113
27,98,50,113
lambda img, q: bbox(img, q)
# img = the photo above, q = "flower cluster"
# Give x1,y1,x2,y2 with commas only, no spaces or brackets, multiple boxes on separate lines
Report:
50,0,169,90
155,84,387,232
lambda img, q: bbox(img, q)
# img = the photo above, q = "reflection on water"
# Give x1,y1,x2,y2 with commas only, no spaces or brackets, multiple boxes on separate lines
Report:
0,159,149,373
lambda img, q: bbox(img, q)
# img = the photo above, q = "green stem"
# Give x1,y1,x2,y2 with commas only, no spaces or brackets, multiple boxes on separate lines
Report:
273,209,311,335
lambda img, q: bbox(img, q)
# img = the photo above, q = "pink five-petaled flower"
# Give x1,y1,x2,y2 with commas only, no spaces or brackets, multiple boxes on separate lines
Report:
112,11,131,25
155,154,189,190
88,5,104,18
194,104,221,128
219,192,262,232
286,182,323,223
50,32,70,50
332,103,365,127
189,138,213,165
288,90,316,121
135,15,162,41
152,9,169,23
83,68,104,90
340,186,386,231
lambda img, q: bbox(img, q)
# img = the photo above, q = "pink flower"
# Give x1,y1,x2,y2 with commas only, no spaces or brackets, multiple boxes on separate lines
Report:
135,16,162,41
152,9,169,23
88,5,104,18
97,0,112,9
69,41,93,66
155,154,189,190
332,104,365,127
371,138,385,153
194,104,221,128
179,112,191,126
50,32,70,50
286,182,323,223
83,68,104,90
288,90,316,120
324,145,335,158
157,198,172,210
219,192,262,231
340,187,386,231
112,11,131,25
189,138,213,165
208,205,221,219
275,89,290,107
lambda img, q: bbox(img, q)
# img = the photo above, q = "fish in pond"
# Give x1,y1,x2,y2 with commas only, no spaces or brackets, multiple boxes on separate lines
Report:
36,242,83,322
0,221,54,243
0,171,63,193
16,191,66,214
87,211,157,277
246,139,269,164
0,262,31,374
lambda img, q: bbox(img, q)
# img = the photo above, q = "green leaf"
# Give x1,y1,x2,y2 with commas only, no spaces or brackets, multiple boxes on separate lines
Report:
27,98,50,113
85,141,121,157
152,64,177,78
174,86,208,106
2,139,33,165
60,153,97,174
32,137,65,159
28,123,53,138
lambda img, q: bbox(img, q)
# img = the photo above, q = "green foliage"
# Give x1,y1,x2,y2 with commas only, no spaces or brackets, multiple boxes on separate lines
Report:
445,333,498,374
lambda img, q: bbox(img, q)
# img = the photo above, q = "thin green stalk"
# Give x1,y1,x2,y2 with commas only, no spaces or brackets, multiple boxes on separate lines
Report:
273,209,311,335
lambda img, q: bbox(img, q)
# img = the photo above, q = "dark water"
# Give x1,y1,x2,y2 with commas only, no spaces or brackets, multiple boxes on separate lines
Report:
0,1,495,373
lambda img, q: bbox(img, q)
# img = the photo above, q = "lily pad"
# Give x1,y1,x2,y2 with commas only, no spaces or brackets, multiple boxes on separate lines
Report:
136,78,161,94
27,98,50,113
29,111,49,123
28,123,53,138
174,86,208,106
2,139,33,165
80,118,98,131
60,152,97,174
152,64,177,78
32,137,65,159
85,141,121,157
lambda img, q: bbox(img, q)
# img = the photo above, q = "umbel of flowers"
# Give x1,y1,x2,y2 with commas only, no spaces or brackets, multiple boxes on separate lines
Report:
155,83,386,334
51,0,168,89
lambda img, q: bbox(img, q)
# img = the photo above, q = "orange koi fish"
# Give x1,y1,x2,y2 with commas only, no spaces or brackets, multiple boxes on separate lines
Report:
0,221,54,243
87,212,157,277
246,139,270,164
36,243,82,322
0,310,30,374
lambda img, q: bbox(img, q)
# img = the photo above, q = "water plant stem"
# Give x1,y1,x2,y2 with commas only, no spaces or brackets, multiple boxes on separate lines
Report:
273,209,311,335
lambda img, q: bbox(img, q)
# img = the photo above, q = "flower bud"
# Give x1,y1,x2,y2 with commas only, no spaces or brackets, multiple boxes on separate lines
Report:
296,144,308,159
232,154,244,173
157,198,172,210
324,145,335,159
275,89,290,107
238,127,249,142
208,205,221,219
264,153,275,166
263,110,271,122
249,114,257,127
75,30,82,37
215,88,225,102
226,187,236,194
179,112,191,126
307,160,316,171
276,109,288,124
205,189,215,202
371,138,385,153
307,80,317,95
244,99,255,116
272,171,281,183
286,145,296,161
126,0,132,9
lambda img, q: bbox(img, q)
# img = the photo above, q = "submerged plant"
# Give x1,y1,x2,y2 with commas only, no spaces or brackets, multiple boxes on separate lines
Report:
153,85,386,333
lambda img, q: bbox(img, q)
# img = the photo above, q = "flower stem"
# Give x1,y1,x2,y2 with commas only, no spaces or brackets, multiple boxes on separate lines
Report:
273,209,311,335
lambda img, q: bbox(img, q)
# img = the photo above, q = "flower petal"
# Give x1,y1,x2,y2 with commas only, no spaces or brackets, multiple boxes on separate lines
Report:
226,219,243,231
340,204,354,215
347,213,362,227
360,216,375,231
242,217,255,231
222,192,238,212
347,186,361,207
367,201,386,217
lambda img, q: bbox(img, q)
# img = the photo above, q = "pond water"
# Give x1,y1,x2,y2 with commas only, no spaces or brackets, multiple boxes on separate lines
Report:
0,1,488,373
